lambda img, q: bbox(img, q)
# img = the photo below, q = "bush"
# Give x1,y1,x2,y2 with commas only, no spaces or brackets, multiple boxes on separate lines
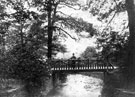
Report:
7,44,51,82
0,44,50,89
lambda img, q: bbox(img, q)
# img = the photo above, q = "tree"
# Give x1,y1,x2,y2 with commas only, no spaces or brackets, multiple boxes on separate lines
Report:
85,0,126,22
125,0,135,80
0,2,10,56
96,30,128,66
86,0,135,80
32,0,95,58
81,46,97,60
0,0,66,75
0,0,67,57
0,1,50,96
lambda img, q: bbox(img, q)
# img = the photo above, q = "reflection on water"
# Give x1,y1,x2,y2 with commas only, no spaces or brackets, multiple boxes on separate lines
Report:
47,74,103,97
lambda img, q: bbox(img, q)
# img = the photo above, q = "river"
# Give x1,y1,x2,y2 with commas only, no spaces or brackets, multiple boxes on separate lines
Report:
46,73,103,97
1,72,135,97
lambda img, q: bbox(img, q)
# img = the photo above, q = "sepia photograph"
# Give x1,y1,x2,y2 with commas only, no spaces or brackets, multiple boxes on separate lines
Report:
0,0,135,97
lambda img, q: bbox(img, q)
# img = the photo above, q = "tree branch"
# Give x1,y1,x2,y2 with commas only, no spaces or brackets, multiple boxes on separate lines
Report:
52,2,58,25
60,2,81,10
55,26,76,40
105,11,117,28
114,0,118,7
102,0,118,33
56,11,73,18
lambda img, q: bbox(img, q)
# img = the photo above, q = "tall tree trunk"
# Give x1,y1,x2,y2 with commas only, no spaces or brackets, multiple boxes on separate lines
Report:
47,0,58,59
47,1,53,59
47,26,53,59
125,0,135,80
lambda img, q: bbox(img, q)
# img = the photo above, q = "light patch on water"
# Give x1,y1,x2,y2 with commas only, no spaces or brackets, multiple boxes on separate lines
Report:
60,74,103,97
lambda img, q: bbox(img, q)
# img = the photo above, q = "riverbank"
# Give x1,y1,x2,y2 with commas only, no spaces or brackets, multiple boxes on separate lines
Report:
101,70,135,97
0,77,52,97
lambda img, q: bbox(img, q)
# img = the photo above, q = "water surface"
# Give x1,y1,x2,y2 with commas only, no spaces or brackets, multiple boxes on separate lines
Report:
47,74,103,97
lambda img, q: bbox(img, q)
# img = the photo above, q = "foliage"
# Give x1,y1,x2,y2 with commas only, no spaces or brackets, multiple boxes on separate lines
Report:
0,2,69,93
96,30,128,66
81,46,97,59
0,1,50,93
85,0,128,67
85,0,126,21
31,0,96,58
2,45,50,97
0,42,51,81
0,0,69,57
0,53,17,78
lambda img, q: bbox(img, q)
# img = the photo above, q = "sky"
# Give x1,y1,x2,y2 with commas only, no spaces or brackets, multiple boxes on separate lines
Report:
57,36,97,59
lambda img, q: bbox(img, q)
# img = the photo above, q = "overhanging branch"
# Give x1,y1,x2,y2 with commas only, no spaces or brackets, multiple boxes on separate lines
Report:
56,11,73,18
60,2,81,10
55,26,76,40
102,0,118,33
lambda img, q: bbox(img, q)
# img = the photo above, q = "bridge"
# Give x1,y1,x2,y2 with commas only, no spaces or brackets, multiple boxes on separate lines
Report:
50,59,115,72
49,59,116,86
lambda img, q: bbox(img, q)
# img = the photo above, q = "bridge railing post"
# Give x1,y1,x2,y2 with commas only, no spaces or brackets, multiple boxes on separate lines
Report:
85,59,87,70
58,60,60,70
95,59,97,69
77,59,79,70
82,60,84,69
65,60,68,70
89,59,92,69
67,59,70,70
98,60,100,69
87,59,88,69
